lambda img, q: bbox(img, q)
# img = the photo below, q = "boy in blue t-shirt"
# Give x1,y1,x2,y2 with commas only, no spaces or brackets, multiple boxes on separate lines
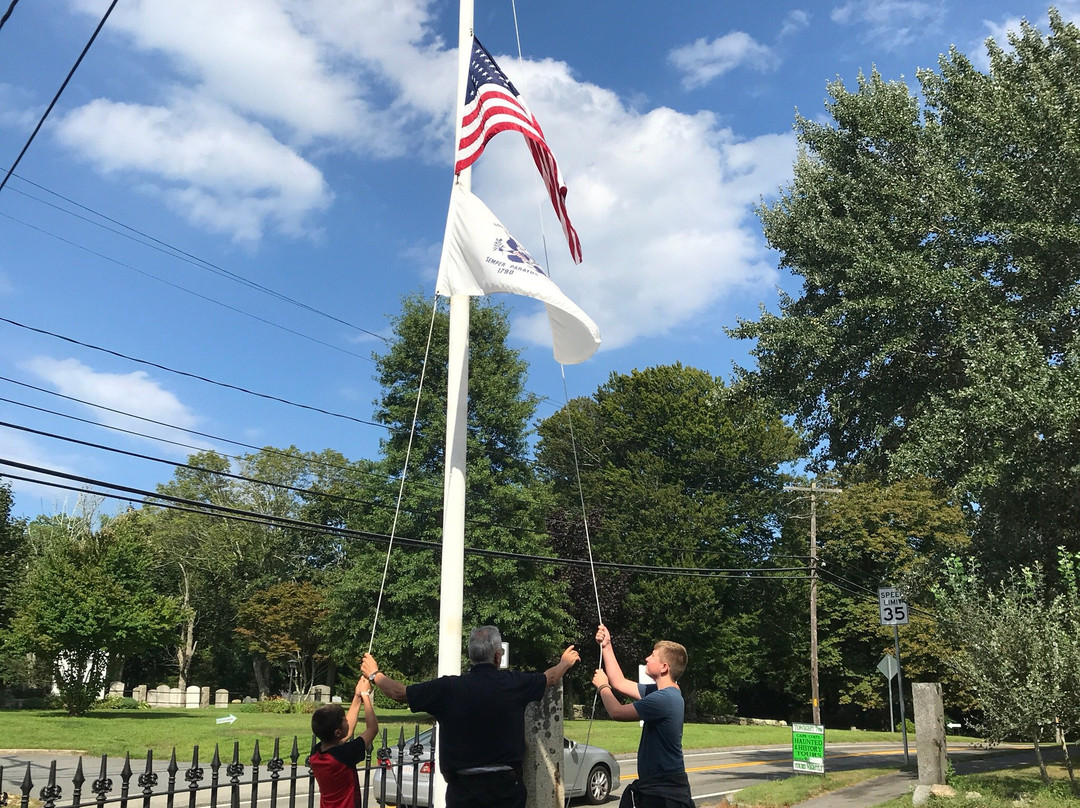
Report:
593,624,692,808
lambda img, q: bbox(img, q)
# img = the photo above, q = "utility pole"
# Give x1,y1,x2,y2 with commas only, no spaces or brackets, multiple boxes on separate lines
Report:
785,479,841,726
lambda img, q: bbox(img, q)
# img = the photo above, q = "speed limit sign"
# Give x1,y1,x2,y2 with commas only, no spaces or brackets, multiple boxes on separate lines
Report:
878,587,909,625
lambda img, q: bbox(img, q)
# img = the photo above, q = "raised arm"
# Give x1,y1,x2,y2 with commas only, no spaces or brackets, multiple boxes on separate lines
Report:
358,678,379,748
362,653,408,703
544,645,580,687
344,675,370,738
592,668,640,721
596,624,639,700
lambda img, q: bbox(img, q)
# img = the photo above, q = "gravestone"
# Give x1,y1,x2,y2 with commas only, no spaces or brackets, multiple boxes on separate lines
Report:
200,687,211,708
170,686,183,707
108,681,125,699
312,685,331,702
185,685,200,708
133,684,148,703
155,684,172,707
215,689,230,708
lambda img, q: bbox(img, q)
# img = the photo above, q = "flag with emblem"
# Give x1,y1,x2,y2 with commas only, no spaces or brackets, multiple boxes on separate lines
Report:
437,183,599,364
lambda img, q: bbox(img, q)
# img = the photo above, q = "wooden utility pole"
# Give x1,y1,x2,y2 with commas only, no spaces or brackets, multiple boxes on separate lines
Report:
785,480,841,726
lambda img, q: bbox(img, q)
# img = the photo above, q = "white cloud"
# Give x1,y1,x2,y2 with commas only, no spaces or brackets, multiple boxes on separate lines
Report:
0,425,86,505
668,32,779,90
55,95,332,241
467,60,794,352
20,356,207,450
779,10,811,40
969,5,1080,72
830,1,945,51
0,83,40,129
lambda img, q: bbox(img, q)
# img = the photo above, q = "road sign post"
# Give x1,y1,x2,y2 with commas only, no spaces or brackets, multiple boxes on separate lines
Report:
791,723,825,775
878,587,910,765
877,653,898,732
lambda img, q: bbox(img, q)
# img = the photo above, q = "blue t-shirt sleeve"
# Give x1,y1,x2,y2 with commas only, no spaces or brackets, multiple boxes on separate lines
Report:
633,685,672,721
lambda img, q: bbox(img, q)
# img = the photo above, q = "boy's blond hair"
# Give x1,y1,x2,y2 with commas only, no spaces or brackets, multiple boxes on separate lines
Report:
654,640,688,681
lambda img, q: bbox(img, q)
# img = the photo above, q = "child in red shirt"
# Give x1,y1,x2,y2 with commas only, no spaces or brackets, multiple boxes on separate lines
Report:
309,675,379,808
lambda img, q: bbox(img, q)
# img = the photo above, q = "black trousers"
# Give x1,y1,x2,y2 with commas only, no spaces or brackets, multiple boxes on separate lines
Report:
445,769,526,808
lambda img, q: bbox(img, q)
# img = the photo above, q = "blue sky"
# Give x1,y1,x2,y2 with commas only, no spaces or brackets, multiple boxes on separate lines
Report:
0,0,1074,518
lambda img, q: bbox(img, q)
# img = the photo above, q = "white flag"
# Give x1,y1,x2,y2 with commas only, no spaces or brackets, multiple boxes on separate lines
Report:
436,183,601,364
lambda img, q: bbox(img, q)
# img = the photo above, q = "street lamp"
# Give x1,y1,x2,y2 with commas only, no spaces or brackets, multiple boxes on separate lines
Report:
286,659,299,701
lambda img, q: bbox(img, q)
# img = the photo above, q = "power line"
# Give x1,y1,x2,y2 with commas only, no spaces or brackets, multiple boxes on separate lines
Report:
0,0,119,193
0,209,375,363
4,175,388,343
0,0,22,32
0,458,812,579
0,317,387,429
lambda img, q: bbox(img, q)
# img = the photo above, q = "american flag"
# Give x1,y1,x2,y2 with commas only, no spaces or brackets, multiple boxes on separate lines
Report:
455,36,582,264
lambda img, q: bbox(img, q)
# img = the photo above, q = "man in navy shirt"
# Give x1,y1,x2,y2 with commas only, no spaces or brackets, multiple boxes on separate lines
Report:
362,625,579,808
592,624,692,808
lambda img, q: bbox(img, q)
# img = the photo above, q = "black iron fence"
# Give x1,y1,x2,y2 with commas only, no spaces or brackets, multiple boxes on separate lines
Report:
1,726,436,808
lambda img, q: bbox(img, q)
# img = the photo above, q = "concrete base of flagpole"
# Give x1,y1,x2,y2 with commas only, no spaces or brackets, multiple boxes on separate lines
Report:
524,683,565,807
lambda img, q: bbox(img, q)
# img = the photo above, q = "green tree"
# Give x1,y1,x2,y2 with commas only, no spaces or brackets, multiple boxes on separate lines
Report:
235,580,328,695
0,481,26,631
932,554,1080,790
536,365,802,716
807,476,970,726
731,10,1080,577
148,447,345,696
319,294,572,679
1,502,181,715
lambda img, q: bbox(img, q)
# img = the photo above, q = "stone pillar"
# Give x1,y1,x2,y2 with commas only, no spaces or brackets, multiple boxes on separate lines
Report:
523,683,564,808
913,682,948,785
200,687,211,708
215,689,230,708
133,684,148,703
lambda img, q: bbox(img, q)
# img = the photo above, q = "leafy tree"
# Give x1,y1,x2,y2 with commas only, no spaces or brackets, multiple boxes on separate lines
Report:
809,476,971,726
1,502,181,715
932,553,1080,790
148,447,346,696
0,481,26,631
536,365,802,716
235,580,328,695
319,294,572,679
731,10,1080,577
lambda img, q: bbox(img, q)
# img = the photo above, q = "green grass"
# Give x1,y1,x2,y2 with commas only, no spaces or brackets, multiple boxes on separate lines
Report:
728,767,898,807
0,706,425,759
0,707,926,759
870,766,1080,808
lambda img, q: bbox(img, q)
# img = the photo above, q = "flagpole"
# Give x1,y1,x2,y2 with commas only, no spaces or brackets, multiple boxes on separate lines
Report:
433,0,473,805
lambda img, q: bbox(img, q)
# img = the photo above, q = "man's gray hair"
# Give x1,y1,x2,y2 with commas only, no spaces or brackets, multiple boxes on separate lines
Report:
468,625,502,664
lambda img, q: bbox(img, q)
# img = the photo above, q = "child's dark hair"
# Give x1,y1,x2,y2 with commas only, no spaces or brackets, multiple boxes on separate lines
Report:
311,704,346,742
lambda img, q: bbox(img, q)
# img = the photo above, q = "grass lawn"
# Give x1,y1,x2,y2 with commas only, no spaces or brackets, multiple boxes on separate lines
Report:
727,767,898,807
871,766,1080,808
0,707,923,759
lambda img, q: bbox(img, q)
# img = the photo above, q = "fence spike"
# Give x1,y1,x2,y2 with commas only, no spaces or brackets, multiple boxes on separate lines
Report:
251,741,261,768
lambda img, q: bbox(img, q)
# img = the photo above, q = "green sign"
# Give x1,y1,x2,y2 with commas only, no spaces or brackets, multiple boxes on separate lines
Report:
791,722,825,774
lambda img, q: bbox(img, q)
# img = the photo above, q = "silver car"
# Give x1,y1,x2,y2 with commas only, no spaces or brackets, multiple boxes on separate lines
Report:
371,729,620,805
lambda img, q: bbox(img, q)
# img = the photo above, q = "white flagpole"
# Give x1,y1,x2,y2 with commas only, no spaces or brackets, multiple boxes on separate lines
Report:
432,0,473,805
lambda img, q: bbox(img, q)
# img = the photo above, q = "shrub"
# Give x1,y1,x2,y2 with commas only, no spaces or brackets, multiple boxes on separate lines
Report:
95,695,150,710
255,697,315,714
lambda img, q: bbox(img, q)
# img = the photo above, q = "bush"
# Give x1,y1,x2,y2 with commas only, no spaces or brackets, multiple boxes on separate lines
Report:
896,718,915,734
95,695,150,710
255,697,316,714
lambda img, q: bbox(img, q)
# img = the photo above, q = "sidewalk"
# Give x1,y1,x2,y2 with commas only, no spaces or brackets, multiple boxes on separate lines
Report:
787,771,917,808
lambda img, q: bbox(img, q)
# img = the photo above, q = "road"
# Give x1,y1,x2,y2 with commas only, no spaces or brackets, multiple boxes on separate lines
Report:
612,741,1045,806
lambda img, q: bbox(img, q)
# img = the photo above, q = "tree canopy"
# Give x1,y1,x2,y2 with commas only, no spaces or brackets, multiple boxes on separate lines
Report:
731,10,1080,576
